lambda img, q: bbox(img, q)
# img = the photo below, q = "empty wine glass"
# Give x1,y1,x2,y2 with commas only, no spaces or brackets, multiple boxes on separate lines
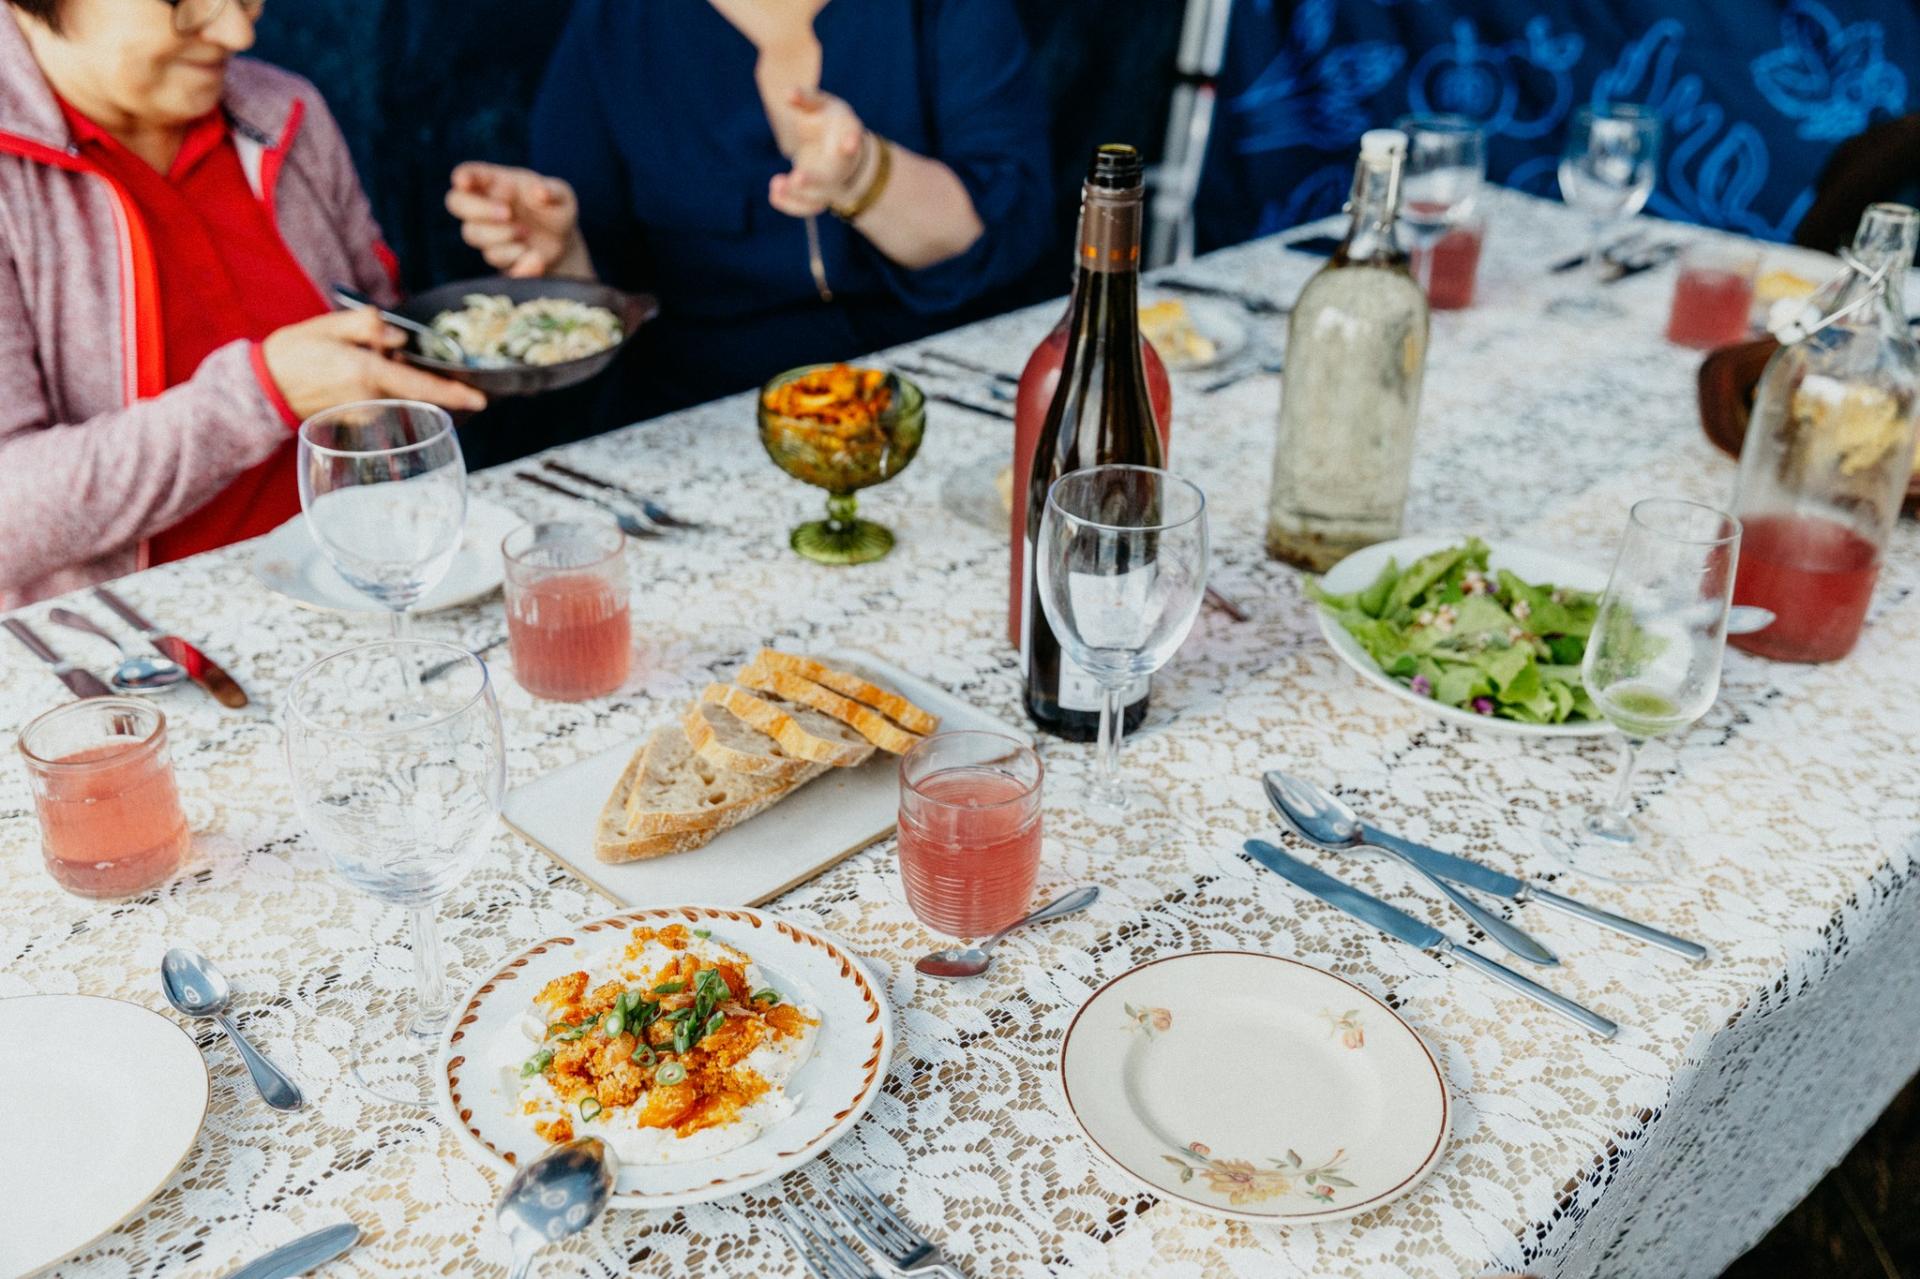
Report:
284,640,504,1103
1037,465,1208,817
297,400,467,635
1555,499,1740,882
1394,114,1486,297
1554,103,1662,317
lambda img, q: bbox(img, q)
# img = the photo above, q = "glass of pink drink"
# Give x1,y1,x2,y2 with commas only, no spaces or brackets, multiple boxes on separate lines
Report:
502,517,632,701
898,730,1044,937
19,697,190,897
1666,241,1759,349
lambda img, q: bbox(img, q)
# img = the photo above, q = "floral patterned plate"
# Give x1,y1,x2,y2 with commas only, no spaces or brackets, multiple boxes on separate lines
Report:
1059,951,1448,1224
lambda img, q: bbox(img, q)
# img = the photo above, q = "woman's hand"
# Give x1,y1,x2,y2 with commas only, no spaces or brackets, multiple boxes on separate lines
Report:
705,0,829,55
444,162,593,279
766,88,869,218
260,309,487,419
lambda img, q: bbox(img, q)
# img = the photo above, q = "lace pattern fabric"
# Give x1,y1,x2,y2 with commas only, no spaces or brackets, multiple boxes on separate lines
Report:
4,190,1918,1278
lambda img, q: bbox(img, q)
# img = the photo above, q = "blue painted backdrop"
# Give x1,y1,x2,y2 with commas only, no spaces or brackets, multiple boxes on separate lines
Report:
1195,0,1919,252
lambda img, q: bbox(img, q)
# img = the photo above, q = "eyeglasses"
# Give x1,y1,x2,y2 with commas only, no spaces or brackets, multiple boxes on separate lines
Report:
169,0,266,36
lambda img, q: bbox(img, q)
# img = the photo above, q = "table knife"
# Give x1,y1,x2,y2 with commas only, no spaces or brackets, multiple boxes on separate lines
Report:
224,1221,359,1279
93,585,249,708
1351,825,1708,961
2,617,112,698
1244,838,1619,1039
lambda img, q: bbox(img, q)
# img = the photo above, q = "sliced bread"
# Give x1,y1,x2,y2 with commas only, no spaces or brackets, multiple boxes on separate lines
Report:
736,662,925,755
594,739,715,863
701,683,876,769
753,649,941,736
681,700,816,783
620,723,823,837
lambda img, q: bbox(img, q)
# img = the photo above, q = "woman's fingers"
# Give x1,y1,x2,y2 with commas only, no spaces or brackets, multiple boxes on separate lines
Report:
482,242,530,271
362,350,487,412
446,187,515,224
459,218,526,251
506,246,552,279
768,173,828,218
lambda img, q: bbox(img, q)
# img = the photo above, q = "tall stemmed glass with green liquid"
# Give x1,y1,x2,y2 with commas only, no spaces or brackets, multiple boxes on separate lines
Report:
1558,498,1740,882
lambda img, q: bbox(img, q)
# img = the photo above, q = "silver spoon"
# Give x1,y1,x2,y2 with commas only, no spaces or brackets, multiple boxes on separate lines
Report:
1264,773,1561,968
915,885,1100,978
47,607,187,693
497,1138,619,1279
330,282,470,365
160,946,305,1112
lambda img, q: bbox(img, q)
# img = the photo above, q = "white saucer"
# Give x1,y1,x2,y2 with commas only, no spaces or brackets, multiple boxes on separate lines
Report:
250,496,522,615
0,994,208,1277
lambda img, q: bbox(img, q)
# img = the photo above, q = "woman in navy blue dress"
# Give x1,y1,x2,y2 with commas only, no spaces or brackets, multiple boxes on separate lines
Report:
447,0,1051,419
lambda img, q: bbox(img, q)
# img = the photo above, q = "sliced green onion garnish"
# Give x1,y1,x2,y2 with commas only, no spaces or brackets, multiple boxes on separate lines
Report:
519,1049,553,1078
693,928,711,939
751,988,780,1005
652,980,685,995
630,1044,656,1066
578,1097,603,1121
655,1061,687,1086
664,1007,693,1022
603,1011,625,1038
701,1010,725,1039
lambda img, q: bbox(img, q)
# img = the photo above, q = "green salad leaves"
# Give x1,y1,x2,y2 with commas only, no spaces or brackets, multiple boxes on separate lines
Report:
1308,539,1601,725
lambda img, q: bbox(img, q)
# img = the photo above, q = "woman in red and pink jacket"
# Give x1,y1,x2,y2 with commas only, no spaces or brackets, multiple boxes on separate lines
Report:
0,0,485,607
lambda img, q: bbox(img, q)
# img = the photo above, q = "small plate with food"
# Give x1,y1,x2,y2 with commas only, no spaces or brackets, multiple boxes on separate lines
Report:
440,905,892,1209
1139,293,1247,371
1311,534,1612,737
502,648,1026,906
393,277,658,398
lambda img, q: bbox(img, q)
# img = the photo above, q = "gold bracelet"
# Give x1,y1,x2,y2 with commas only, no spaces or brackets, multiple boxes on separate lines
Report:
831,133,892,222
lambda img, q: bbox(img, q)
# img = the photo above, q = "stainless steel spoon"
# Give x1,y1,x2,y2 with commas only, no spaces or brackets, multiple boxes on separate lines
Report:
161,946,305,1112
330,282,470,365
47,607,187,693
1265,773,1561,968
497,1138,619,1279
915,885,1100,978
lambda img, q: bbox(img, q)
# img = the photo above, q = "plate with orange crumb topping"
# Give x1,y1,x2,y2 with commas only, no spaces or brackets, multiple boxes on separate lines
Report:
439,905,893,1208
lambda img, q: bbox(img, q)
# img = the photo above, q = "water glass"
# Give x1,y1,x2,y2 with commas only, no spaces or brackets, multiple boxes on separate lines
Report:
502,518,632,701
283,640,504,1101
1037,465,1209,816
1395,114,1486,303
1556,103,1662,316
297,400,467,634
897,731,1044,938
18,698,190,898
1558,498,1740,882
1665,241,1760,349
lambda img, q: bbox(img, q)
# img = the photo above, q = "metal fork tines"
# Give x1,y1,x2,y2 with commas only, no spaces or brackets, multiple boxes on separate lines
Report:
820,1171,963,1278
540,458,704,529
776,1201,882,1279
514,470,661,538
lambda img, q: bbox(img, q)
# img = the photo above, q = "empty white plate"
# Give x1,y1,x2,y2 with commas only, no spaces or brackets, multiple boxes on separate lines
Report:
1060,952,1448,1224
250,495,523,615
0,994,208,1277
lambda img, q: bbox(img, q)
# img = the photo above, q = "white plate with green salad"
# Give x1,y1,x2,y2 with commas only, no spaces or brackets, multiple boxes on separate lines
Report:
1310,534,1613,738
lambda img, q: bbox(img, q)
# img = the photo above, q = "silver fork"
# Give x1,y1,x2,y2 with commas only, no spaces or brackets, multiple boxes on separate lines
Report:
820,1171,966,1278
514,471,661,538
541,459,705,529
776,1202,883,1279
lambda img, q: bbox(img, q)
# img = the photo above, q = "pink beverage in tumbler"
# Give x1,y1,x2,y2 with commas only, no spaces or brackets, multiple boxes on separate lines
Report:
1414,221,1484,310
898,731,1043,937
19,698,190,897
502,518,631,701
1665,243,1758,349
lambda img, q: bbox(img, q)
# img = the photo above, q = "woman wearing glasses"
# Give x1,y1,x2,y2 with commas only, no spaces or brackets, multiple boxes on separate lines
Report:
0,0,482,606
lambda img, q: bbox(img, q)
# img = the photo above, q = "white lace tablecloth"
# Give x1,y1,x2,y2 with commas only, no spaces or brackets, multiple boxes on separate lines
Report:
5,190,1919,1279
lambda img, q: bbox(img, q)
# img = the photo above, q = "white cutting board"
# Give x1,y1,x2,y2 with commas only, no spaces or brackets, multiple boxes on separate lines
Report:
502,650,1028,906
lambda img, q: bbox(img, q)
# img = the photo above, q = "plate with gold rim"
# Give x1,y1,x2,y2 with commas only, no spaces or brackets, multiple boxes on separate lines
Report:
438,903,893,1210
0,994,209,1277
1059,951,1448,1224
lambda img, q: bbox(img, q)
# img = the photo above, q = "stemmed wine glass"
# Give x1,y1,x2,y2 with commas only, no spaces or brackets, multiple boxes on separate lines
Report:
1037,465,1209,817
1554,103,1661,317
1555,498,1740,882
1394,114,1486,296
284,640,505,1103
297,400,467,635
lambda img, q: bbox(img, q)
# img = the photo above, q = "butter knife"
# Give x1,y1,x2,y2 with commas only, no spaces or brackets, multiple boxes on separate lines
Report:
2,617,112,698
1244,838,1619,1039
93,585,249,708
224,1221,359,1279
1348,825,1708,962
